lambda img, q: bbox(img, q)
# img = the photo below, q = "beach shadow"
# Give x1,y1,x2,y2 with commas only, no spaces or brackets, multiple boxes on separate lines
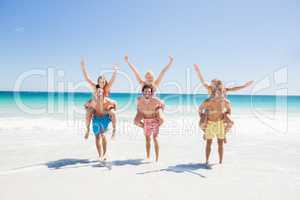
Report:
112,159,148,166
91,158,148,169
137,163,216,178
46,158,98,170
45,158,148,170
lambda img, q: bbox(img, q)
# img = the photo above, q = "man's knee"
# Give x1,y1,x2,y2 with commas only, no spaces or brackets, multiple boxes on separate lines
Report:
146,136,151,143
95,135,101,143
101,134,106,140
206,139,213,146
217,139,224,145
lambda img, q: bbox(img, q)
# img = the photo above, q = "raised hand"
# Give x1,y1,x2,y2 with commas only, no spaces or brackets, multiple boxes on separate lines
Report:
169,56,174,63
194,64,200,71
124,55,129,63
80,58,86,68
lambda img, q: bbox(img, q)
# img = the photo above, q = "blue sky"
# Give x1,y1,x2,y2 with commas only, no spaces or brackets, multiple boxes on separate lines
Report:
0,0,299,94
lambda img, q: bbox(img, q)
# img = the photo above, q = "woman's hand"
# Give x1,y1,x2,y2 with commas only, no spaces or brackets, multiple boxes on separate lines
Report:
194,64,200,71
124,55,129,63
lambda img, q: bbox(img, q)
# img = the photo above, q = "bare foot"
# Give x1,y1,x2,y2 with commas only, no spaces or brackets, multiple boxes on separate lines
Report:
205,162,212,169
102,153,108,161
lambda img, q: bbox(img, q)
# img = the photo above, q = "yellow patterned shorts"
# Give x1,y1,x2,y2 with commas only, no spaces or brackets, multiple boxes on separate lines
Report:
205,120,225,139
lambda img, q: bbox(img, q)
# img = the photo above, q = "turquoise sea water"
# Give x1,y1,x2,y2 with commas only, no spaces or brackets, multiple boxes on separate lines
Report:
0,91,299,118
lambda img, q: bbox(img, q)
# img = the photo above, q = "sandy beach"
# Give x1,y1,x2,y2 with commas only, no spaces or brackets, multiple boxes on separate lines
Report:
1,113,299,200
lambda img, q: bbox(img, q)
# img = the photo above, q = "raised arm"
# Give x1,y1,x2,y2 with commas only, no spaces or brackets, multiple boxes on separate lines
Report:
194,64,210,89
107,65,118,89
154,56,174,86
81,58,96,89
124,55,144,84
226,81,253,92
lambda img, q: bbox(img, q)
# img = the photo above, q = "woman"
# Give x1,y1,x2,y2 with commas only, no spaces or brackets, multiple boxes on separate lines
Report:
81,58,117,160
124,55,173,127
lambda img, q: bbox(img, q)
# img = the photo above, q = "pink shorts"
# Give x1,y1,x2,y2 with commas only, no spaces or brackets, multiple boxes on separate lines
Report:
144,118,160,137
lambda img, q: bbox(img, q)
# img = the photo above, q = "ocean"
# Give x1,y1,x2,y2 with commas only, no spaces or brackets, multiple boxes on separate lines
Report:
0,91,299,119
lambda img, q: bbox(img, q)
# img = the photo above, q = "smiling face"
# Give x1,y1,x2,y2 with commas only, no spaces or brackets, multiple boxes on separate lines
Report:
142,86,153,99
144,71,154,83
97,76,107,88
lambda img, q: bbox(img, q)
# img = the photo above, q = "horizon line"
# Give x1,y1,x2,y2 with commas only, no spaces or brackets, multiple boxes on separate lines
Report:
0,90,298,97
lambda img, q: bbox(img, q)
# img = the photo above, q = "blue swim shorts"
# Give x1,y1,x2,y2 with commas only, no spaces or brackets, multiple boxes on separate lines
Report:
92,114,111,136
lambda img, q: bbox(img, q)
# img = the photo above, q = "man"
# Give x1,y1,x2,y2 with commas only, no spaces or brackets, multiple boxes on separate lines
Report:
198,85,232,167
137,84,165,162
84,88,116,161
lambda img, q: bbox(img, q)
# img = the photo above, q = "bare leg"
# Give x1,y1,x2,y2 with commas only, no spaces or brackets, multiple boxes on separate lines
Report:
145,135,151,159
107,110,116,137
217,139,224,164
95,135,102,159
205,139,213,164
153,136,159,162
157,112,164,126
224,114,234,144
200,113,208,132
85,109,93,139
224,137,227,144
101,134,107,160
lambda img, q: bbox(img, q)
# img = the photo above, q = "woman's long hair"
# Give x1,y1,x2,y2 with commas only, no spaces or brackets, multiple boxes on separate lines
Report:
96,75,110,97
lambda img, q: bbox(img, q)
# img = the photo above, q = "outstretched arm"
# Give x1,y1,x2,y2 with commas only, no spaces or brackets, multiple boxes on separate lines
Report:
107,65,118,89
154,56,174,86
226,81,253,92
193,64,210,89
124,55,144,84
81,58,96,89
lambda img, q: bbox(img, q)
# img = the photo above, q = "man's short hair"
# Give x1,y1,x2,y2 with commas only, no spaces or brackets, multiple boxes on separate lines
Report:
142,84,154,93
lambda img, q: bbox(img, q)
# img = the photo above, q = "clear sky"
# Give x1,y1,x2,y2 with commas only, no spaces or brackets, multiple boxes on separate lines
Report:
0,0,299,95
